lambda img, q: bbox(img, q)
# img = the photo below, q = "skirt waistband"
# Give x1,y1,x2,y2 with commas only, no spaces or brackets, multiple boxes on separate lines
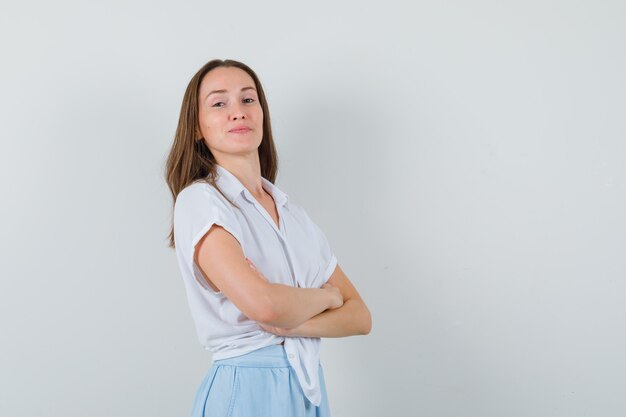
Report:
212,344,291,368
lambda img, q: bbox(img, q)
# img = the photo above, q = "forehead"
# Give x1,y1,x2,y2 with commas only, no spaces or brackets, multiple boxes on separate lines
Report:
199,66,256,93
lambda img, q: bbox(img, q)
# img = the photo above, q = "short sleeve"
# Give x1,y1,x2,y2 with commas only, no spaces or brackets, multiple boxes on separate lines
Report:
301,208,338,285
173,183,244,295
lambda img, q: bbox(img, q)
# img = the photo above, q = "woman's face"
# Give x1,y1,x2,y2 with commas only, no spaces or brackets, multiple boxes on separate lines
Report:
197,66,264,159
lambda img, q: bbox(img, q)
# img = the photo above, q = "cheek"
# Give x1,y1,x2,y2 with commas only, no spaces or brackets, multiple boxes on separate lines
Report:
254,107,264,121
198,119,221,142
200,113,222,130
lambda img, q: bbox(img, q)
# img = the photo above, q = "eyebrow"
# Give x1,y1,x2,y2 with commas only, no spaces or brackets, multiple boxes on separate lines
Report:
205,86,257,101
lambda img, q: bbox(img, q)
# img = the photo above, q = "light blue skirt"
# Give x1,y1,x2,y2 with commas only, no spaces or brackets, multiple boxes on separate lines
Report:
188,344,331,417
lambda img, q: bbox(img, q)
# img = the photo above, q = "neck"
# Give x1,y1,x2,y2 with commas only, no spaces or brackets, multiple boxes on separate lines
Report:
214,154,266,200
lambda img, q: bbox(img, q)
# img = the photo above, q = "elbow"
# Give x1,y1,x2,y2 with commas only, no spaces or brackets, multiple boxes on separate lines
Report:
255,305,279,325
250,284,280,324
360,305,372,335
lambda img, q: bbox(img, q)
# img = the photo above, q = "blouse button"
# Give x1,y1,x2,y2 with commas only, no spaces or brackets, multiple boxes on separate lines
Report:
288,353,295,359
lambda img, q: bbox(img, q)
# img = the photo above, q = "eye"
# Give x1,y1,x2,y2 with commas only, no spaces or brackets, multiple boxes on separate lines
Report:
212,101,225,107
243,98,255,104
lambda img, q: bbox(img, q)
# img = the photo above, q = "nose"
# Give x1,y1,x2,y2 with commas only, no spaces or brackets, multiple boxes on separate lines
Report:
229,102,247,120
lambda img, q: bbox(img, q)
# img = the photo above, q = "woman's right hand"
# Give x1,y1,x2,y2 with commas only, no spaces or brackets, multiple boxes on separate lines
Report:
322,282,344,310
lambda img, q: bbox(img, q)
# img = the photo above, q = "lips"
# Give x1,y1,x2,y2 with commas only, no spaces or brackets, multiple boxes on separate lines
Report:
229,126,252,133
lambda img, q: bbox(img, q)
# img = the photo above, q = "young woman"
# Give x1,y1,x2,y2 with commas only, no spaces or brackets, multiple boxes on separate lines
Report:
165,58,371,417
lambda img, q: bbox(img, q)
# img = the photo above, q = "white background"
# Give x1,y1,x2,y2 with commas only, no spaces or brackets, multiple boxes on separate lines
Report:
1,1,625,416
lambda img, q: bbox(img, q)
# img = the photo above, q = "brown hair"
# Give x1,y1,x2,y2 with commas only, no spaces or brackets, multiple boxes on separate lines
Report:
164,59,279,248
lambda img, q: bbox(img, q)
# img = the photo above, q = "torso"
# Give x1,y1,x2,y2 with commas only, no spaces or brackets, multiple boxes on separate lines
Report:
261,190,282,347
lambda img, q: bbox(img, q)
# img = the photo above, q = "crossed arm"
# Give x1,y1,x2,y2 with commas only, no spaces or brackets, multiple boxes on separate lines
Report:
195,224,371,338
257,263,372,338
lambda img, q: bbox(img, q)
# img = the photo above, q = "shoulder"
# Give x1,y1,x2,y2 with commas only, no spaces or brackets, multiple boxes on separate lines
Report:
173,181,243,250
175,181,227,211
176,180,212,202
174,181,238,229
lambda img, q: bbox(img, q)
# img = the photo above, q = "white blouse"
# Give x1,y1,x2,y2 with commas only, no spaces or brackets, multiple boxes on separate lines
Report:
173,163,338,407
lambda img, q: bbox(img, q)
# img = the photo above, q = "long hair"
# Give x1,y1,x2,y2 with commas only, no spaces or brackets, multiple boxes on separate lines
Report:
165,59,279,248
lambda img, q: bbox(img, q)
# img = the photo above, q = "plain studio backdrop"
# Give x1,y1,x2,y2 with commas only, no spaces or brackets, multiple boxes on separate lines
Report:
1,1,624,416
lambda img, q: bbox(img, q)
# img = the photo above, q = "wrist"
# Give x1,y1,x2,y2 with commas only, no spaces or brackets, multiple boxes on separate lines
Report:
322,287,333,310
